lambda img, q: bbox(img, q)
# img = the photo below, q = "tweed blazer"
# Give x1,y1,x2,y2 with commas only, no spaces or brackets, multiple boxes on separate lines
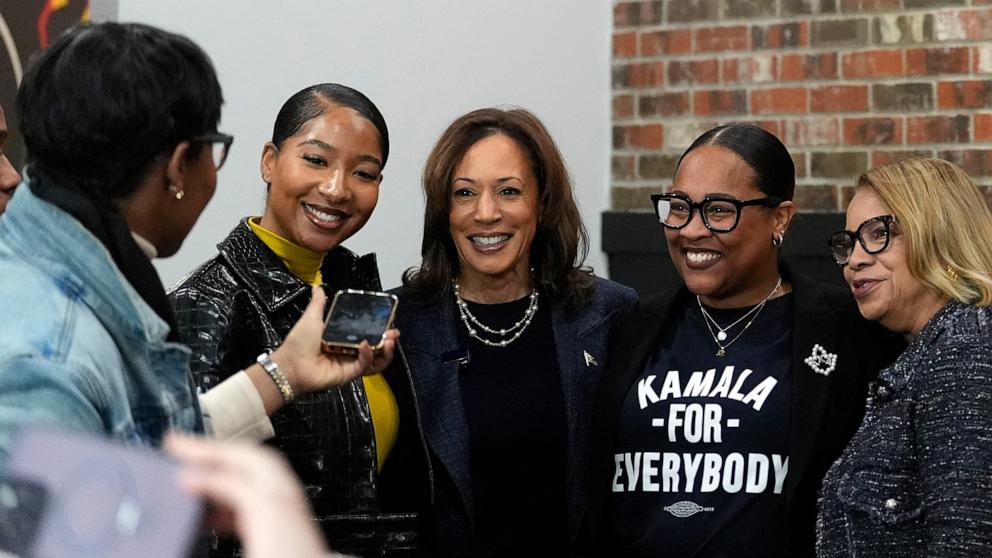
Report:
589,264,903,557
817,301,992,557
392,277,637,557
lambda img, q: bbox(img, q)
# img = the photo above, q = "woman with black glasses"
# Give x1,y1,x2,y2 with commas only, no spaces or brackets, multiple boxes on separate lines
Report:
589,124,901,557
817,158,992,557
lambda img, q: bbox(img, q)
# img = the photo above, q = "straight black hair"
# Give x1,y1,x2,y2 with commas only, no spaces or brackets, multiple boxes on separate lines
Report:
679,124,795,201
17,22,223,200
271,83,389,168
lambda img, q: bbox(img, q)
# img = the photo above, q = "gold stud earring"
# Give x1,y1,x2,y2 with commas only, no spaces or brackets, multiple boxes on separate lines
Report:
168,184,185,200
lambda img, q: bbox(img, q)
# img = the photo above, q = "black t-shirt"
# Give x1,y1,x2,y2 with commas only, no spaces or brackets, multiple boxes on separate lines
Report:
457,295,568,557
608,294,794,558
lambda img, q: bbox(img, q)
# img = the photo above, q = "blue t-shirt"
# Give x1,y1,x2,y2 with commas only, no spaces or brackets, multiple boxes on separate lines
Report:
608,294,794,558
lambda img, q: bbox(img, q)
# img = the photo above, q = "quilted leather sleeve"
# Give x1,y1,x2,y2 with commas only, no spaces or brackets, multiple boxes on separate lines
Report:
169,262,243,391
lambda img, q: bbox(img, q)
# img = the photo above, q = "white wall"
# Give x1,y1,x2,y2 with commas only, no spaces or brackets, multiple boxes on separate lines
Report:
111,0,612,289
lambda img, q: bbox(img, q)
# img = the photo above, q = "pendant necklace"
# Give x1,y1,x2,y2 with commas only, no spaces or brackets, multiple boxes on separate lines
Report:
697,277,782,357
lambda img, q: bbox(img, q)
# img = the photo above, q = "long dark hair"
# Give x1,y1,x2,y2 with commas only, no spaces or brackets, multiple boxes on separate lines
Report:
403,107,595,311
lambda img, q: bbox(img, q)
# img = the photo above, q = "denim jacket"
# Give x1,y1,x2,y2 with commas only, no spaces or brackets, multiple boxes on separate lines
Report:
0,184,200,464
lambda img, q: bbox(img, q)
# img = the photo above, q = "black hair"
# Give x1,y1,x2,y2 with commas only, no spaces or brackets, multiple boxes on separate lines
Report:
679,124,795,201
271,83,389,168
16,22,222,200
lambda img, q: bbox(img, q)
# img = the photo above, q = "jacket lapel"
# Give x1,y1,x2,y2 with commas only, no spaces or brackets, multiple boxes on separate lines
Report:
400,297,476,526
552,303,613,541
783,272,842,501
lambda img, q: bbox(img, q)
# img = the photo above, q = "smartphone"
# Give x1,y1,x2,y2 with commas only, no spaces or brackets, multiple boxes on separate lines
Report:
3,426,202,558
322,289,398,356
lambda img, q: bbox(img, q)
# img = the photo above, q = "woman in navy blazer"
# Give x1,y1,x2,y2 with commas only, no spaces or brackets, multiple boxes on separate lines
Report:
390,107,636,557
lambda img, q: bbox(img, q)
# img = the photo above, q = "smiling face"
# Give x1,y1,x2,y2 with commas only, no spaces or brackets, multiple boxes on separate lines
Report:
843,189,947,335
448,133,540,294
667,144,793,308
259,104,383,253
0,106,22,214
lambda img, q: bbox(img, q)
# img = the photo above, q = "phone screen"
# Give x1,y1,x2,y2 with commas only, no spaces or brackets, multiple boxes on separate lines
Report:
322,291,397,349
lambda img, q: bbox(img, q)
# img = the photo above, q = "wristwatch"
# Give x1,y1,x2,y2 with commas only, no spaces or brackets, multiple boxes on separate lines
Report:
256,352,295,402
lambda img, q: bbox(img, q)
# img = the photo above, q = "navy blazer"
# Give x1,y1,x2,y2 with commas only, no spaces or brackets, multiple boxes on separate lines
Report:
392,277,636,556
589,265,903,557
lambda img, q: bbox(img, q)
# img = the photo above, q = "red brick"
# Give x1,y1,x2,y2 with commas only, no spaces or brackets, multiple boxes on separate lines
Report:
783,118,841,147
613,95,634,120
781,53,838,81
751,87,808,115
612,155,636,181
794,185,841,212
693,90,748,116
629,62,665,87
938,149,992,177
842,49,903,79
613,32,637,58
906,47,970,76
668,59,720,86
640,29,692,56
627,124,665,149
871,150,933,167
976,113,992,141
614,1,664,27
843,117,904,145
906,115,969,144
733,120,782,138
722,56,778,84
639,93,691,117
811,85,870,113
751,22,808,49
695,26,749,53
937,81,992,110
960,9,992,41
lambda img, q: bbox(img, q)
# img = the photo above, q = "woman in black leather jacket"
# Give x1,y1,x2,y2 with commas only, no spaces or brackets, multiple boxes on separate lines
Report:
170,83,428,557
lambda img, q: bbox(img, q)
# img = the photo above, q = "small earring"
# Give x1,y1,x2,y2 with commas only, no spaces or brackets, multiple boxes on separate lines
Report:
772,232,784,248
168,184,185,200
946,265,960,281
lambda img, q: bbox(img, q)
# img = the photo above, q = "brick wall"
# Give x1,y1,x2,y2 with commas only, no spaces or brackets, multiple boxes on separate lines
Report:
611,0,992,212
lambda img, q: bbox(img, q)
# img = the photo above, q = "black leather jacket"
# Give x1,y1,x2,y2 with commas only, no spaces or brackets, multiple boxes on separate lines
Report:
169,220,430,557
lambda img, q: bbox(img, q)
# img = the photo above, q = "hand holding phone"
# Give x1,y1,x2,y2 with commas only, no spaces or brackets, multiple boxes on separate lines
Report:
321,290,399,356
270,287,399,398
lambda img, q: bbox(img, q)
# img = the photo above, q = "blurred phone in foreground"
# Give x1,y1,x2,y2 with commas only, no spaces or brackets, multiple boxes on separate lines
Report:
322,289,398,356
0,426,202,558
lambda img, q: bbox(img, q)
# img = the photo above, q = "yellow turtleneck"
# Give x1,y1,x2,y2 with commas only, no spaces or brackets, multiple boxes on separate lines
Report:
248,218,399,471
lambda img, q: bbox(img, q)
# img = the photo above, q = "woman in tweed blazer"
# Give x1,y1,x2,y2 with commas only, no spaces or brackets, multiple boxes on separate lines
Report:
818,158,992,557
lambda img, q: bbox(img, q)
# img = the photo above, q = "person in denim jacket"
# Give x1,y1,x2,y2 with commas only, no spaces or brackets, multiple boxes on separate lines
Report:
0,23,392,463
818,158,992,557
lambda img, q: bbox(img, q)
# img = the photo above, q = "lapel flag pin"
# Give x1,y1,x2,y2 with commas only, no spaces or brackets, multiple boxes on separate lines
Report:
584,351,598,366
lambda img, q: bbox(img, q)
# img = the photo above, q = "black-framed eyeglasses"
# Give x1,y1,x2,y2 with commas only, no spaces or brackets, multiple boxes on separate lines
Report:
189,132,234,171
828,215,897,266
650,192,783,233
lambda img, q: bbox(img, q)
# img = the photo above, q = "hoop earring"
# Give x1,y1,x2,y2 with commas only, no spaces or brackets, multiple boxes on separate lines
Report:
772,232,784,248
946,265,960,281
168,184,185,200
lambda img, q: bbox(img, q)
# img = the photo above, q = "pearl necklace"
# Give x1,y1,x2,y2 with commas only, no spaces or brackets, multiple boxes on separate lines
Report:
453,281,539,348
697,277,782,357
